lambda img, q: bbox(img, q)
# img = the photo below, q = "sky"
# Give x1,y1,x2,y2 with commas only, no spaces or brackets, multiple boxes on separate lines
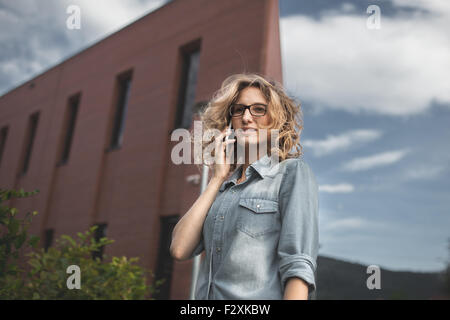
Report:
0,0,449,272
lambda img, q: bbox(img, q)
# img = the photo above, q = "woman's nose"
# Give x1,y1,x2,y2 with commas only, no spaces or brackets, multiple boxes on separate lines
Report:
242,108,253,122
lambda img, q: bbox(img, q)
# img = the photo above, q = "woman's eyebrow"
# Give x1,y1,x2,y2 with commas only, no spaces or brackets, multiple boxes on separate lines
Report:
235,101,267,105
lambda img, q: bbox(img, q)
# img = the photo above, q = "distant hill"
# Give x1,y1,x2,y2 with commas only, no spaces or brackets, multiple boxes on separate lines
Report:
314,255,449,300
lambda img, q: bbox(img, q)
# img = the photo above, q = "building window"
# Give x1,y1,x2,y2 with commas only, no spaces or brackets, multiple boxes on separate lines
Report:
91,223,107,261
20,112,39,176
58,94,80,165
154,215,179,300
0,126,8,167
109,71,132,150
174,41,201,129
44,229,54,252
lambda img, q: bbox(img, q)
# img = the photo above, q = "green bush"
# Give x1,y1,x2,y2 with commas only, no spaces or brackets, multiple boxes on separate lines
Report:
0,188,161,300
25,226,161,299
0,188,40,299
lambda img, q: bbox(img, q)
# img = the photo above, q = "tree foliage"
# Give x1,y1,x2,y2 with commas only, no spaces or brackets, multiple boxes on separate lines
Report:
0,188,161,300
0,188,40,298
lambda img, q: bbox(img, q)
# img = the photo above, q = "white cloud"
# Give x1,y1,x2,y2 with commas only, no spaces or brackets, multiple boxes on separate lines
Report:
281,1,450,116
392,0,450,17
342,149,410,171
303,129,382,156
0,0,170,96
322,217,366,231
67,0,169,34
320,213,395,235
319,183,355,193
403,164,448,180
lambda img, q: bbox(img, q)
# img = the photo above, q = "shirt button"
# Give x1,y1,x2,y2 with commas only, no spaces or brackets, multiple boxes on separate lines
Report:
219,216,224,220
216,247,221,252
256,204,260,208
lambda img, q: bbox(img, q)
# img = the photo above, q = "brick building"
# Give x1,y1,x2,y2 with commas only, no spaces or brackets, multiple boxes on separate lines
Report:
0,0,283,299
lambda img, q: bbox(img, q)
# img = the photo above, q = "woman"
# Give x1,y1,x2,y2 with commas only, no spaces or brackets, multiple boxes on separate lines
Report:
170,73,319,300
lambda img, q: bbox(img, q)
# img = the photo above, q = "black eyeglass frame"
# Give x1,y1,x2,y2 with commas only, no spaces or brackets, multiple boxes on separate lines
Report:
228,103,268,117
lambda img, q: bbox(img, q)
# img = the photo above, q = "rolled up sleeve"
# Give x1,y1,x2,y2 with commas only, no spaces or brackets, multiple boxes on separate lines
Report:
277,159,319,295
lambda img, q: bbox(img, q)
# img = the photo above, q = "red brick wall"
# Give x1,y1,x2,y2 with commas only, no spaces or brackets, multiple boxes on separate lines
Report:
0,0,283,299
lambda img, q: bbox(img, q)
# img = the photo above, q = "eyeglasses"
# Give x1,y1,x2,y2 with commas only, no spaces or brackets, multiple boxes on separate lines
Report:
229,103,268,117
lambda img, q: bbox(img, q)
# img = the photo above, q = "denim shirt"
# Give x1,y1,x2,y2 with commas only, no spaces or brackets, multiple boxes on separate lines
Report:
189,154,319,300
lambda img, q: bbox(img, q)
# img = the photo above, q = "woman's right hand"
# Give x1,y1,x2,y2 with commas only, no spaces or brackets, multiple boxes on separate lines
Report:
212,127,236,182
172,128,234,261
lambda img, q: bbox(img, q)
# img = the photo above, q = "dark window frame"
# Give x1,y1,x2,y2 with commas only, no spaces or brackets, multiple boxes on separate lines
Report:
44,229,54,252
91,223,108,261
0,126,8,167
19,112,39,176
173,39,201,130
107,70,133,152
154,215,179,300
57,93,80,166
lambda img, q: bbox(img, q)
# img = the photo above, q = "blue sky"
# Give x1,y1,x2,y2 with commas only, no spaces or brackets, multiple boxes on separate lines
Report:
279,0,450,272
0,0,449,272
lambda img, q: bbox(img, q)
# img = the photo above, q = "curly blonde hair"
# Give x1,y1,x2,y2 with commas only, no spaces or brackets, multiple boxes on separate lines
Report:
193,72,303,173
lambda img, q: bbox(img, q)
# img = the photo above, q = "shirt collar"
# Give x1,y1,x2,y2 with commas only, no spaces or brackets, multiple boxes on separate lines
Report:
218,154,276,192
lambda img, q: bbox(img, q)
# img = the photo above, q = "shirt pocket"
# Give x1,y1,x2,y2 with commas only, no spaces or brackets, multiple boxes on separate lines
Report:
237,198,278,238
